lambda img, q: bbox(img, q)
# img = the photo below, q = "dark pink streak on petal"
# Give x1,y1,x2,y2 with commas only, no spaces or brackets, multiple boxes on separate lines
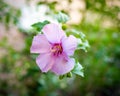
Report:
42,23,66,44
30,34,51,53
51,57,75,75
62,35,77,56
36,53,55,72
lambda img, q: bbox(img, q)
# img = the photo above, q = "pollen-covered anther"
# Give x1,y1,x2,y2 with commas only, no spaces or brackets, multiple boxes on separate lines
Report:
51,44,63,56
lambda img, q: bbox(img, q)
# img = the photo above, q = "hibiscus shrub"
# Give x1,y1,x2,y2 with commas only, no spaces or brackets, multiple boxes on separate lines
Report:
0,0,120,96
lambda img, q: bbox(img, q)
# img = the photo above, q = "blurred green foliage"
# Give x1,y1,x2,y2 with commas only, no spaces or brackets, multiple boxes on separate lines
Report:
0,0,120,96
0,0,21,28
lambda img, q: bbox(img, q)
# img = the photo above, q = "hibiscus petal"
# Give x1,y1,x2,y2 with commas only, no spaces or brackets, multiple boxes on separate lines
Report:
62,35,77,56
51,57,75,75
42,23,66,43
36,53,54,72
30,34,51,53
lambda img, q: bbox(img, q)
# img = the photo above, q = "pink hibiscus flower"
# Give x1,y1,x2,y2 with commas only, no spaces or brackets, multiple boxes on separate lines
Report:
30,23,77,75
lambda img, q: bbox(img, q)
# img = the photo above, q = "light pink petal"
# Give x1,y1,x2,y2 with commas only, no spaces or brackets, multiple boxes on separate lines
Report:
51,57,75,75
36,53,55,72
30,34,51,53
42,23,66,43
62,35,77,56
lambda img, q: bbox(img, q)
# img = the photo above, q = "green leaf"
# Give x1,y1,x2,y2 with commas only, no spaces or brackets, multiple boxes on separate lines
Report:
68,29,90,52
69,29,86,39
55,12,69,23
5,13,10,24
72,62,84,77
77,40,90,52
32,20,50,32
79,32,86,39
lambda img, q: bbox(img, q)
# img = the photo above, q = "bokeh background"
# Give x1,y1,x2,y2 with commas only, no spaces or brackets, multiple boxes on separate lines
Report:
0,0,120,96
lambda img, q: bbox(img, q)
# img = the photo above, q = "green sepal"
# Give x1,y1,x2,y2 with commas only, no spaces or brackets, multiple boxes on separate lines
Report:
66,72,72,78
59,75,65,80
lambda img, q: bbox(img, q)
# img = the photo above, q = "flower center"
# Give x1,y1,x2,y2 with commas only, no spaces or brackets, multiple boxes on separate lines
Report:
51,43,63,56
